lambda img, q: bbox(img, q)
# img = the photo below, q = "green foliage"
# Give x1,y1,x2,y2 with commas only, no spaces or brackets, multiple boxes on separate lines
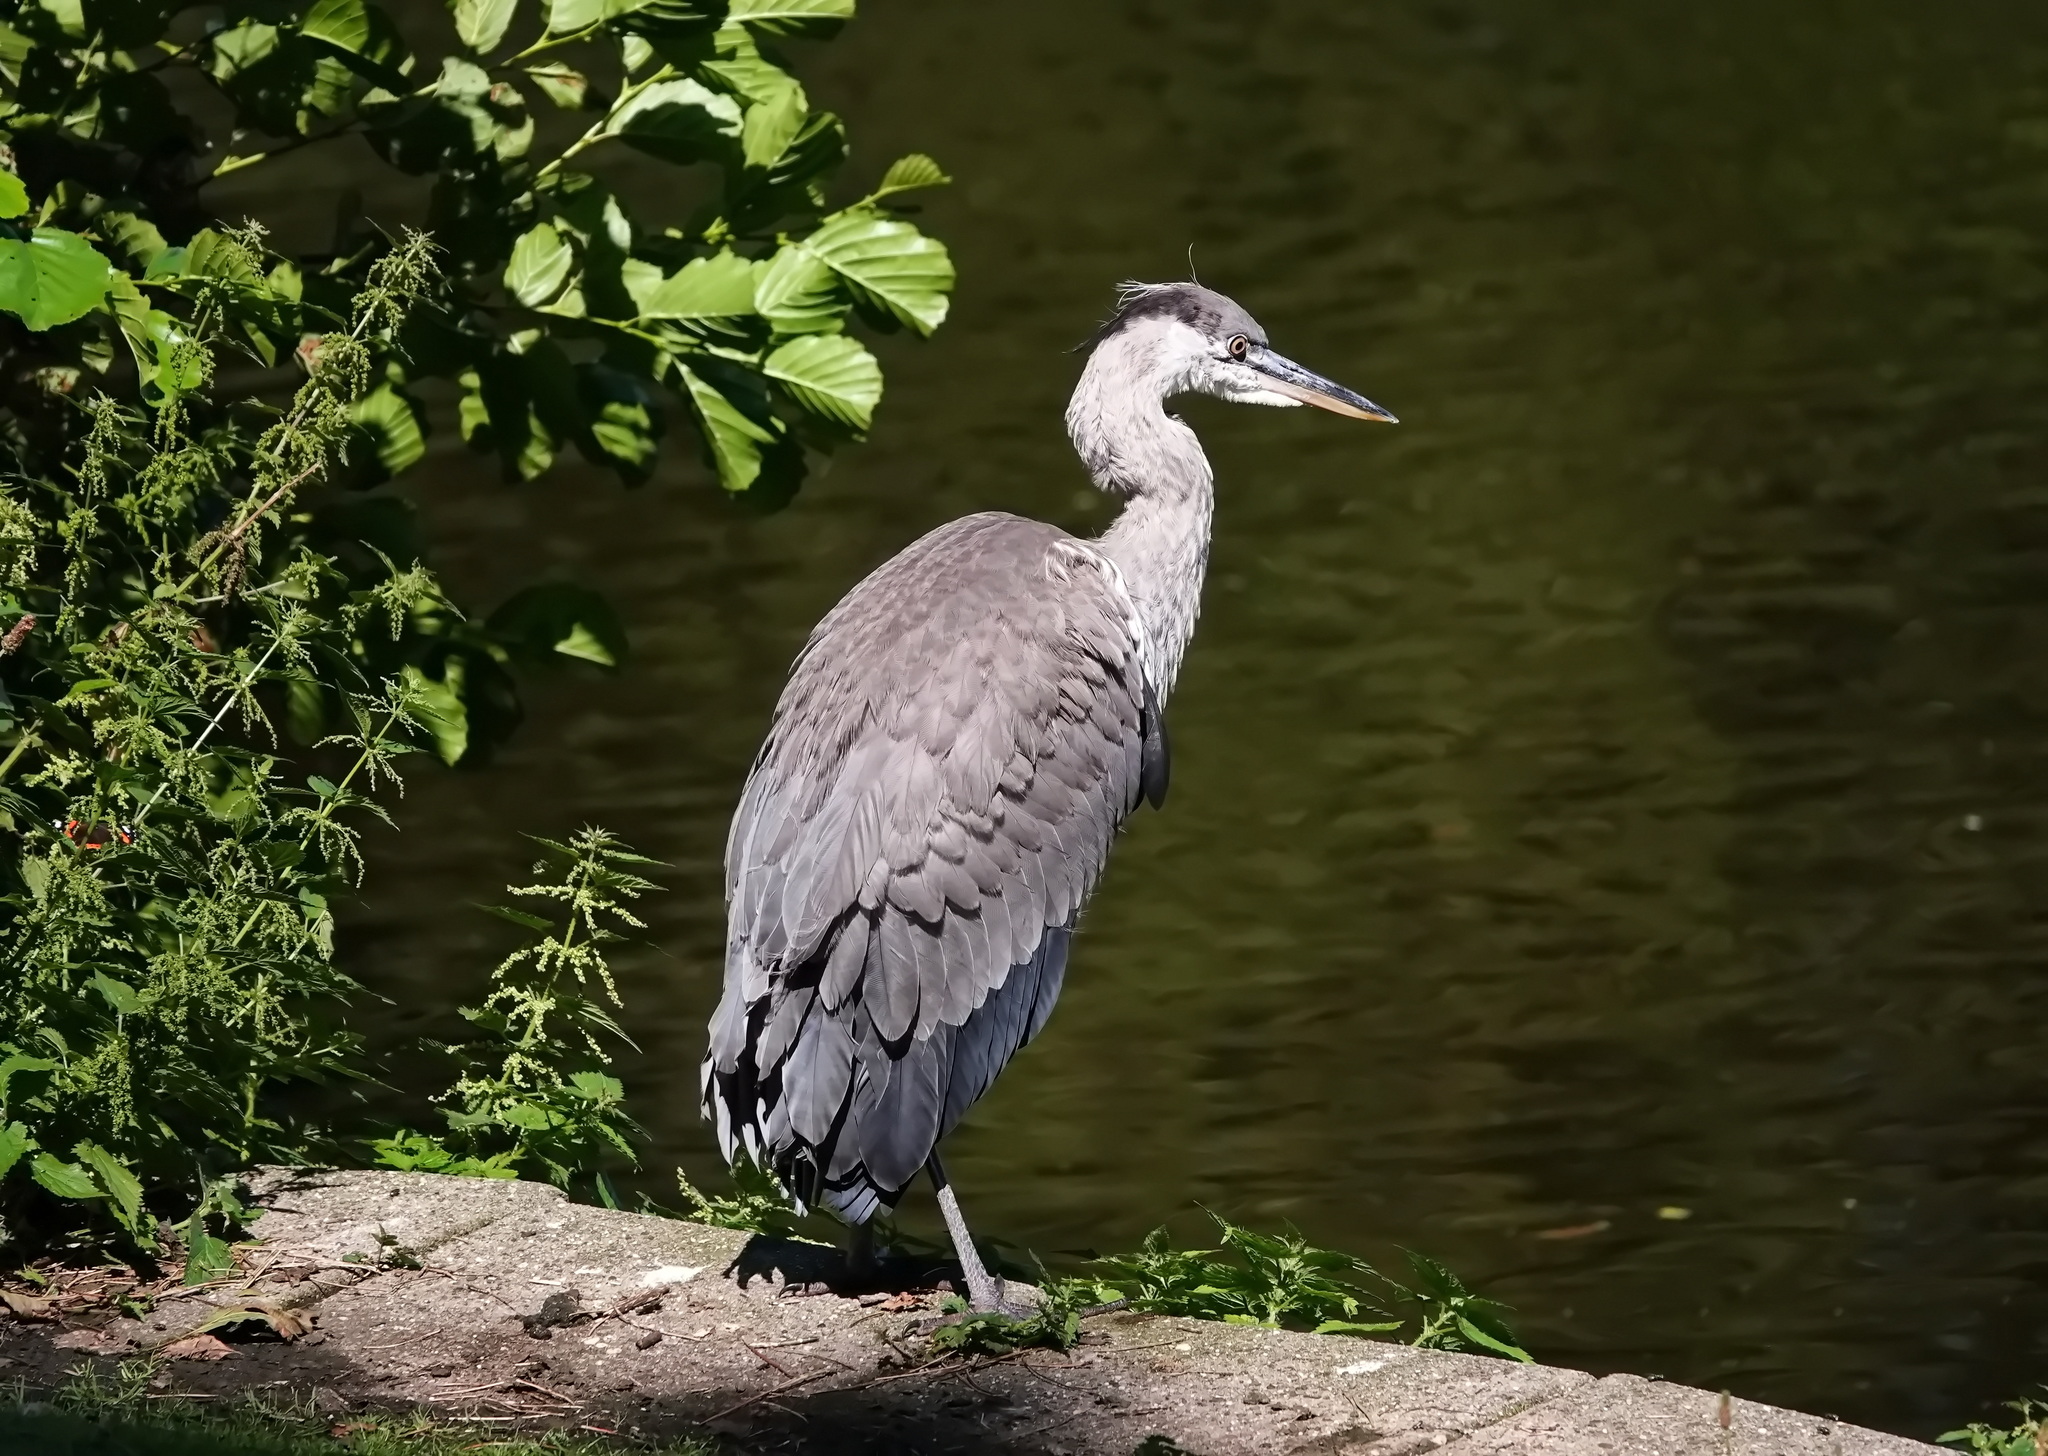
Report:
673,1152,812,1240
0,232,448,1248
0,0,951,507
927,1279,1091,1356
1387,1248,1532,1361
1942,1394,2048,1455
1084,1214,1531,1361
370,828,655,1192
0,0,943,1245
2,1357,721,1455
1088,1213,1400,1335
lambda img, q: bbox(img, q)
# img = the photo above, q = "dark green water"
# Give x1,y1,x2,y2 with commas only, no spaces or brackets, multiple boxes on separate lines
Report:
303,0,2048,1436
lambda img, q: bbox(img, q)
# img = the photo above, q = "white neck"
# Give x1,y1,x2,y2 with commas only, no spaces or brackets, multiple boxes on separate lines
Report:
1064,328,1217,701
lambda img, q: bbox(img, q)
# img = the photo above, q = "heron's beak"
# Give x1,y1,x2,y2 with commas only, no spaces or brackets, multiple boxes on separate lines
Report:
1247,345,1398,423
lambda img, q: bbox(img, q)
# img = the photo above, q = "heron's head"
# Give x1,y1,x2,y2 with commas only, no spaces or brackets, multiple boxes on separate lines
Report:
1085,282,1397,423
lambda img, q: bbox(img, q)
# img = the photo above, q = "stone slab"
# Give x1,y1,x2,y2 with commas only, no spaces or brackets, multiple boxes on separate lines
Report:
0,1169,1946,1456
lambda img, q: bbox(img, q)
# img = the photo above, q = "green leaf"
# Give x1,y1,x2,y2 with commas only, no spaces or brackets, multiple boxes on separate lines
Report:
488,582,627,667
479,903,554,931
676,359,800,495
451,0,517,52
626,248,756,319
349,383,427,478
804,211,953,336
526,64,594,109
506,222,575,307
728,0,853,37
0,1122,34,1181
402,660,470,765
183,1224,235,1283
307,775,340,799
754,243,844,334
300,0,371,53
1313,1318,1404,1335
1454,1314,1533,1362
0,228,113,331
0,1053,57,1110
0,169,26,220
578,362,662,480
874,152,950,200
74,1142,144,1230
88,972,143,1016
609,77,743,164
566,1070,624,1101
497,1101,556,1131
763,333,880,431
741,84,806,168
30,1152,101,1202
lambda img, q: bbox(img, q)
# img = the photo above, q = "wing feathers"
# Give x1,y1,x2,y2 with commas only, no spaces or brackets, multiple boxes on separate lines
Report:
703,514,1163,1220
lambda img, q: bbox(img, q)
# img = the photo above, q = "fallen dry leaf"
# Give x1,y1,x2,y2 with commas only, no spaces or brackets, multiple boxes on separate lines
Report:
188,1300,312,1342
877,1292,927,1312
0,1290,55,1321
160,1333,235,1361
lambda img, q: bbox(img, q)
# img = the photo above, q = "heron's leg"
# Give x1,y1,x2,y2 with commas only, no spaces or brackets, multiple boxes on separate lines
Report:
845,1218,875,1280
926,1155,1010,1314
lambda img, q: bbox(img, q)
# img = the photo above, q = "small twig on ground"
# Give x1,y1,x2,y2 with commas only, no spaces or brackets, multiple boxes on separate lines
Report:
699,1370,831,1424
741,1342,798,1377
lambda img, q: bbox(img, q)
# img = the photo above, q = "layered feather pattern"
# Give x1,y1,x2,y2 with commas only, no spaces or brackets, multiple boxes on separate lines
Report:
702,512,1165,1220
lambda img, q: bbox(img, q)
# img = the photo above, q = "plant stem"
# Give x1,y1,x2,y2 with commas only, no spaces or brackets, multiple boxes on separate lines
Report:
134,636,283,826
0,731,41,785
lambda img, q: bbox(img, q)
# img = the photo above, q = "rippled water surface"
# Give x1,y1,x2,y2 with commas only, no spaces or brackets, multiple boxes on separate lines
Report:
278,0,2048,1435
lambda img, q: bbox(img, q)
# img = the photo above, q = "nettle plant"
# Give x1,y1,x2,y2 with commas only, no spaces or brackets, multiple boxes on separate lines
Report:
0,0,951,1250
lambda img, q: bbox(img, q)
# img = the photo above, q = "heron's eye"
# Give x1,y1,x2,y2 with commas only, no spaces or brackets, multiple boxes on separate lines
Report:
1227,335,1250,360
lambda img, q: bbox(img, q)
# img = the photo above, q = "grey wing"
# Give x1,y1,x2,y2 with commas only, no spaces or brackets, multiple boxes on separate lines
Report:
700,514,1163,1221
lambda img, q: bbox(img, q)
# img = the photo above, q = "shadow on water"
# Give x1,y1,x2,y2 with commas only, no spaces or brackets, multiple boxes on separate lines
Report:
227,0,2048,1435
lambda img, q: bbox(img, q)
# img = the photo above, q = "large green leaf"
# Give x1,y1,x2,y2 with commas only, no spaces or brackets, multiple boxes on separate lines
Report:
367,56,531,172
728,0,852,37
526,63,595,109
506,222,574,306
626,248,755,319
29,1151,100,1202
74,1142,144,1231
873,152,950,200
488,583,627,667
804,211,952,336
763,333,879,432
0,227,112,331
350,383,427,477
300,0,371,53
402,660,470,765
0,169,27,220
0,1121,34,1180
573,362,663,480
754,243,844,334
676,360,798,496
608,77,742,164
741,83,805,168
549,0,715,34
450,0,517,51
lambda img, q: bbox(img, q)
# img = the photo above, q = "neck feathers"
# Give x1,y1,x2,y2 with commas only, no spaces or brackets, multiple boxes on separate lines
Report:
1065,328,1216,701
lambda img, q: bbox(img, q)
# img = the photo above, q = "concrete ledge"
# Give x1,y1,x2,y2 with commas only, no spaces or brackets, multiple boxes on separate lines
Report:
0,1169,1941,1455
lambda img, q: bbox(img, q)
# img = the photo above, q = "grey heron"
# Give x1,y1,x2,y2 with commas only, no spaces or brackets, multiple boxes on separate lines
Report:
702,282,1395,1312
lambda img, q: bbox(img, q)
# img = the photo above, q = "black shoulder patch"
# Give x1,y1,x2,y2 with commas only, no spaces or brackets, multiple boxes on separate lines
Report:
1141,675,1170,810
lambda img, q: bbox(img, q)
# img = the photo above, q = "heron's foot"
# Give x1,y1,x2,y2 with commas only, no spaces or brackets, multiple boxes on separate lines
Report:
960,1273,1037,1320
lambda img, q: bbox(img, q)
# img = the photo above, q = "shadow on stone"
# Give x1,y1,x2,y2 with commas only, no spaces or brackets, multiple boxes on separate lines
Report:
727,1232,955,1299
